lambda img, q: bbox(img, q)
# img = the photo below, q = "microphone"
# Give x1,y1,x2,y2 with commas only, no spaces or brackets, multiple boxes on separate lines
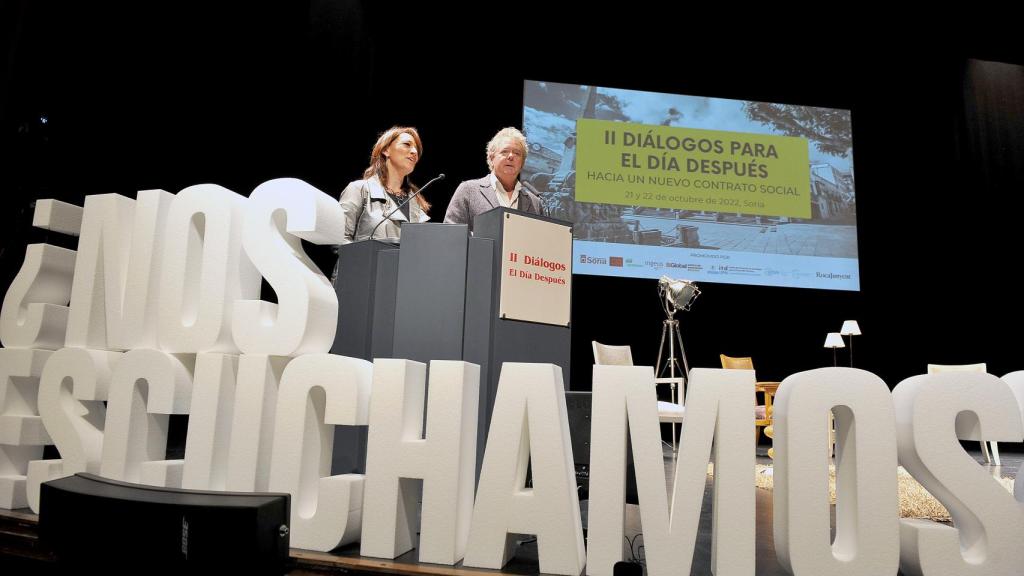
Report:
368,173,445,241
521,179,548,218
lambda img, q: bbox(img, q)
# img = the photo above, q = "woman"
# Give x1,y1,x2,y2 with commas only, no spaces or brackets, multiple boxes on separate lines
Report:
339,126,431,244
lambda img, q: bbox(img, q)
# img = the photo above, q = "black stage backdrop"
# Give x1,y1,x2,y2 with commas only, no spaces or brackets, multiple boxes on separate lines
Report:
2,3,1023,394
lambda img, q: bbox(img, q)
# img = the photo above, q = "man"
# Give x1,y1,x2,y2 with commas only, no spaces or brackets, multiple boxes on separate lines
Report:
444,127,543,231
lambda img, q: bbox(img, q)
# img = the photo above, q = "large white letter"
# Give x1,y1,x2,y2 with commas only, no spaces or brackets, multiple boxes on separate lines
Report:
64,194,132,349
1,199,81,350
183,353,290,493
225,354,289,492
773,367,899,576
587,366,754,576
463,363,584,576
158,184,259,353
0,348,51,509
100,349,194,487
1002,371,1024,501
32,199,84,236
64,191,172,350
27,347,119,512
361,359,479,564
181,353,238,490
233,178,345,356
1,245,77,350
893,372,1024,576
107,190,174,349
268,353,372,552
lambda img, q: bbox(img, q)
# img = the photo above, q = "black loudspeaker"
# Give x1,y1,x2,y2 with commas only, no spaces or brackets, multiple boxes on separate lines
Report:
39,473,290,575
613,560,644,575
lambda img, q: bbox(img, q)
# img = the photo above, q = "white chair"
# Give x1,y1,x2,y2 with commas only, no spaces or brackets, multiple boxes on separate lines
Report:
592,341,685,452
927,362,1000,466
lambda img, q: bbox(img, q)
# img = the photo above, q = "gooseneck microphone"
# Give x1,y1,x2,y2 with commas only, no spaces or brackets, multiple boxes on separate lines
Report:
368,173,446,240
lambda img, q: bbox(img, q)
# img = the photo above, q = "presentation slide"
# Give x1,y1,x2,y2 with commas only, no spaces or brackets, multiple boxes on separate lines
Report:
521,80,859,291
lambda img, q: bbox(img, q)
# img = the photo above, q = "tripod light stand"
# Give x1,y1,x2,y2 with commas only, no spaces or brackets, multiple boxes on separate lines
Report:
654,276,700,451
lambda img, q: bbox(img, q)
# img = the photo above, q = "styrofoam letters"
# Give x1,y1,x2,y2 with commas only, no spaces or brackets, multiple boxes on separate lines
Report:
268,353,372,552
587,367,754,576
106,189,174,350
99,349,194,487
0,244,76,350
32,199,84,236
463,363,585,576
361,360,479,564
9,184,1024,573
1,199,82,350
26,347,120,512
233,178,345,356
158,184,259,353
182,353,238,490
63,194,135,350
893,372,1024,576
225,355,289,492
1,197,81,350
773,367,900,576
0,348,52,509
1001,371,1024,502
61,190,171,351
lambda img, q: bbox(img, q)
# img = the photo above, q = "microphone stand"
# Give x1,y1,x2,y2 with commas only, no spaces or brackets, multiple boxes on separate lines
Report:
368,173,446,240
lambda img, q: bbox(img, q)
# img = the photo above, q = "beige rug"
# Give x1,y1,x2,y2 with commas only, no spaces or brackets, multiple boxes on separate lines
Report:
708,464,1015,521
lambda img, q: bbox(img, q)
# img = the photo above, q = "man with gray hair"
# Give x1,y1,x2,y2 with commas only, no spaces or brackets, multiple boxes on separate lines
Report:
444,127,543,231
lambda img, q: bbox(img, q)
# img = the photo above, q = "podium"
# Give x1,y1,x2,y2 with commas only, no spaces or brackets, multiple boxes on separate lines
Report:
331,208,572,477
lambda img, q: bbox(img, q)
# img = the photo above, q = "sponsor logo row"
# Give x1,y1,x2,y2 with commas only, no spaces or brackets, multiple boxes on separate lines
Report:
579,253,854,283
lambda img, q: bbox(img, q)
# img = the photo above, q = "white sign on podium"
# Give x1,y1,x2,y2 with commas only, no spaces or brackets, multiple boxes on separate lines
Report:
498,212,572,327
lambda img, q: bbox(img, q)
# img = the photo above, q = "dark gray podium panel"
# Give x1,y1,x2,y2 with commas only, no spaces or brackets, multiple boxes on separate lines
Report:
472,207,572,384
332,239,400,360
330,239,398,475
371,249,400,359
469,208,572,477
392,223,470,363
464,237,496,477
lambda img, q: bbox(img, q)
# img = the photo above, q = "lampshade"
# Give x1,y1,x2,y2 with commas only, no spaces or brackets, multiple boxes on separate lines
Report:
824,332,846,348
840,320,861,336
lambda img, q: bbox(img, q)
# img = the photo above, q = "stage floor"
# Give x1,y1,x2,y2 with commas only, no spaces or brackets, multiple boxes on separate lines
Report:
2,446,1020,575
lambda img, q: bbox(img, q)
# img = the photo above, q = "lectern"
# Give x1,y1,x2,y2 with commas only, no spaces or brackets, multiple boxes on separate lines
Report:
331,208,573,477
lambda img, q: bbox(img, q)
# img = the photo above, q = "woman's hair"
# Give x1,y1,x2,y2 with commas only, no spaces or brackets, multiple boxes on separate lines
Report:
485,127,529,171
362,126,430,212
